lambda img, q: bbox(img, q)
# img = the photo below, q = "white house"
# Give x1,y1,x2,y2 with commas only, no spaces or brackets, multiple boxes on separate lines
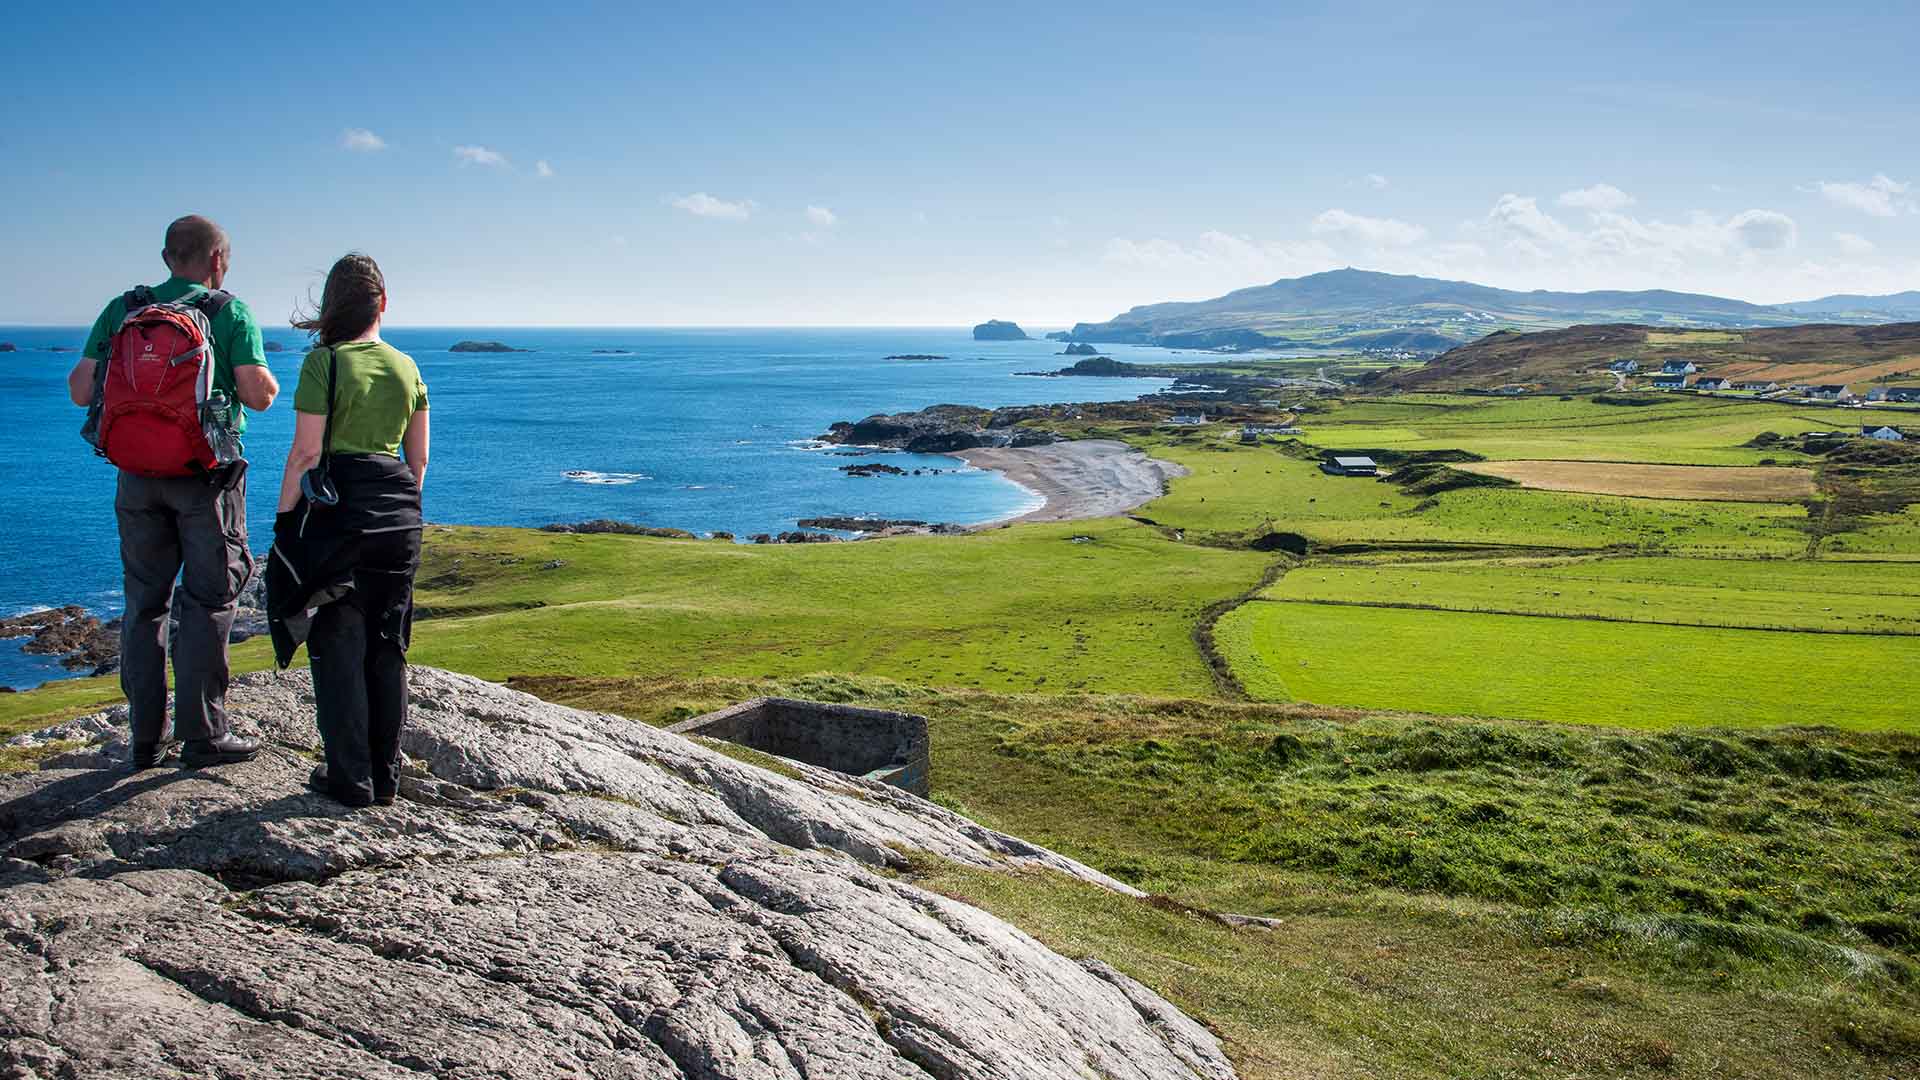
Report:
1808,385,1857,402
1608,359,1640,373
1864,425,1906,441
1661,360,1698,375
1693,376,1731,391
1733,380,1778,393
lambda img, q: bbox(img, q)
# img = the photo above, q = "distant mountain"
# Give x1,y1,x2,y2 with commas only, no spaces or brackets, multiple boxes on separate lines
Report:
1774,291,1920,317
1065,268,1920,352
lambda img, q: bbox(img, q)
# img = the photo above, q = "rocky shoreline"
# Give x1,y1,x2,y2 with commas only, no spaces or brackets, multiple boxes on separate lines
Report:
2,576,268,686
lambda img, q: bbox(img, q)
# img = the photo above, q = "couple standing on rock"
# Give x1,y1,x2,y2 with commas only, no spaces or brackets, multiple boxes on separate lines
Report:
67,215,430,808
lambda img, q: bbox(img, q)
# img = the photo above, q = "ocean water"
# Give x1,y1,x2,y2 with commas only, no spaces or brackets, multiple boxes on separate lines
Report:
0,326,1173,688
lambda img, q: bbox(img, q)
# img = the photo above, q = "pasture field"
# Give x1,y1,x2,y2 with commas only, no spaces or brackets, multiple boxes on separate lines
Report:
1131,444,1814,554
1267,556,1920,634
1456,459,1815,501
1646,330,1742,345
1218,600,1915,731
1291,393,1912,465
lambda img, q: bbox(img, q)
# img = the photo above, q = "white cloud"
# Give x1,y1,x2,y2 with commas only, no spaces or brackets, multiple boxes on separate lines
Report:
535,160,554,178
453,145,509,167
805,205,837,227
1310,208,1426,246
1557,183,1635,212
1834,231,1876,255
1728,209,1797,251
340,128,386,152
1478,195,1796,260
1361,173,1389,190
672,192,756,220
1813,174,1913,217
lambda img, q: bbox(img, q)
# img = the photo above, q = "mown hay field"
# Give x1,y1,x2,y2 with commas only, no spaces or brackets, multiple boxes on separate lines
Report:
1455,459,1816,502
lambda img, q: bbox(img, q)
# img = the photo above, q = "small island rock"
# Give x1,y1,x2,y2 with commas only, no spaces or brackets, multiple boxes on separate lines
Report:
972,320,1029,341
1062,343,1100,356
449,340,528,353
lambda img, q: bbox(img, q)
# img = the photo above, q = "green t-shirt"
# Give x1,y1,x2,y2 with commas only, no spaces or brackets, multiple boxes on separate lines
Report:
82,275,267,433
293,341,428,457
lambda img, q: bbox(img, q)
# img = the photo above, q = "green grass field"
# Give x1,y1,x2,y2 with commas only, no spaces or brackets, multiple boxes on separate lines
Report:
1268,556,1920,633
1132,443,1814,554
1219,600,1915,730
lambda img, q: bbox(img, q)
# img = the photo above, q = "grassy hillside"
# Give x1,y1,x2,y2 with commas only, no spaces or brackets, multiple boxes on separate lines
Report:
522,672,1920,1080
1388,321,1920,391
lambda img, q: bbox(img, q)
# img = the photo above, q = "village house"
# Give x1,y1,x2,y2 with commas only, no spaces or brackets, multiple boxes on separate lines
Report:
1608,359,1640,373
1865,386,1920,403
1732,380,1778,393
1321,455,1380,477
1692,375,1731,391
1660,360,1698,375
1863,425,1906,441
1808,385,1857,402
1168,413,1208,425
1650,374,1689,390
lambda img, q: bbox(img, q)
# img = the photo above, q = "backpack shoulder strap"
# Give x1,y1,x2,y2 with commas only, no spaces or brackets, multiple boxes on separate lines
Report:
321,347,338,463
189,290,235,319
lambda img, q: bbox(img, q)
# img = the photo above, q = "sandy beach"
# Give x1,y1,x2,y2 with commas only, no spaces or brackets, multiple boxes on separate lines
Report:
952,439,1189,526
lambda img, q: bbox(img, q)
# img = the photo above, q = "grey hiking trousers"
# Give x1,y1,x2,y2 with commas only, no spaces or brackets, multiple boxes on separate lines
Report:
115,466,253,744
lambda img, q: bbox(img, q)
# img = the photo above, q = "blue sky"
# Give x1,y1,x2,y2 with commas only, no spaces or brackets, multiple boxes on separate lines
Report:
4,1,1916,326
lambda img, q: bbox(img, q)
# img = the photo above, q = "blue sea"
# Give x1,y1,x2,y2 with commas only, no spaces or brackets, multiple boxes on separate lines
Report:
0,327,1175,688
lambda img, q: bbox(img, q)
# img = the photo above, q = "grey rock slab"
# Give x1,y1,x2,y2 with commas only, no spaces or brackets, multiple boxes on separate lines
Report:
0,666,1238,1080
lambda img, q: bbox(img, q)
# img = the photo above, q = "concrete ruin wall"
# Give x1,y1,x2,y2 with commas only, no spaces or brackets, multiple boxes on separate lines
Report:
669,697,932,797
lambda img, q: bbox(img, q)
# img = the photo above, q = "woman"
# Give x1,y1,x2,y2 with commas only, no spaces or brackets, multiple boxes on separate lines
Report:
267,253,429,808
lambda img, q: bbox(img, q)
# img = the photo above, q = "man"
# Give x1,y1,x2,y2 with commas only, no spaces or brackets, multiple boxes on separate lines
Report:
68,215,280,768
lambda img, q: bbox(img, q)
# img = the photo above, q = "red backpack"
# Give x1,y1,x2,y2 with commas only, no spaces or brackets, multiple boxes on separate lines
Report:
83,286,243,477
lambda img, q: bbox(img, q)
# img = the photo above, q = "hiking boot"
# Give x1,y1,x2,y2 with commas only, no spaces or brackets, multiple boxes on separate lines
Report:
308,764,375,809
180,733,260,767
130,740,182,770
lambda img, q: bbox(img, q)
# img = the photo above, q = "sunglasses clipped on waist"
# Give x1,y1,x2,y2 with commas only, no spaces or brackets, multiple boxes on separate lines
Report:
301,465,340,507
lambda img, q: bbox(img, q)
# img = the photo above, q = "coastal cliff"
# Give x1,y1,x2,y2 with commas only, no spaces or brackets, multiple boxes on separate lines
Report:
0,668,1237,1080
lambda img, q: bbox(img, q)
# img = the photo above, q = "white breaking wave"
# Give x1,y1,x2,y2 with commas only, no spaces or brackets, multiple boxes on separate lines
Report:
563,470,650,486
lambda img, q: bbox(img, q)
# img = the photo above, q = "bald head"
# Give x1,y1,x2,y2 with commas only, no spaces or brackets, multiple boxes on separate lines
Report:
163,215,230,285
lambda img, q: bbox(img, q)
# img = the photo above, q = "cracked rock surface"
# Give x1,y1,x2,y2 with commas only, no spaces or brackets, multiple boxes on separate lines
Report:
0,667,1237,1080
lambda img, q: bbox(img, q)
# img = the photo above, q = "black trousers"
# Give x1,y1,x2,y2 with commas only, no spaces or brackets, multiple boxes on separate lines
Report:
115,466,252,744
307,529,420,803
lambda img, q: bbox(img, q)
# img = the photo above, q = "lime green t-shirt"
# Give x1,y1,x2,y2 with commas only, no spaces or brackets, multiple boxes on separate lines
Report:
82,276,267,433
293,341,428,457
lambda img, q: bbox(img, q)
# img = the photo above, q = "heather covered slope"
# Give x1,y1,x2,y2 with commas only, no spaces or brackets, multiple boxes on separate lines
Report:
1382,320,1920,390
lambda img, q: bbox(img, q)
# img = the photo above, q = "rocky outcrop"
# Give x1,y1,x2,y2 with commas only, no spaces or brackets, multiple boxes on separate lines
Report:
0,606,116,672
818,404,1061,454
0,669,1236,1079
448,340,529,353
0,342,16,353
263,340,286,353
542,519,699,539
1061,343,1100,356
839,462,909,478
971,320,1029,341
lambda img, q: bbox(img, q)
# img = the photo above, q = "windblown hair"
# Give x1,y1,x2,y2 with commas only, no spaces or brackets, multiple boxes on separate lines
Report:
294,253,386,346
163,215,228,273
